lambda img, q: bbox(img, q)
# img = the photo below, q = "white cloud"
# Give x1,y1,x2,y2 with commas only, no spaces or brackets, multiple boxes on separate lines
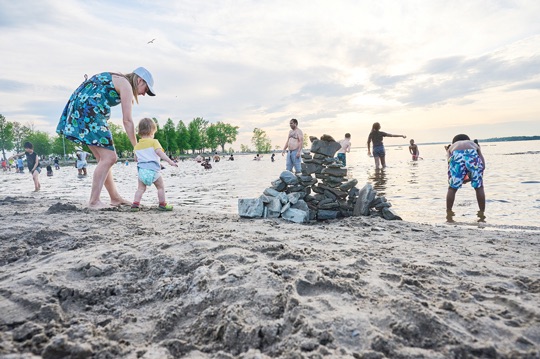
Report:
0,0,539,147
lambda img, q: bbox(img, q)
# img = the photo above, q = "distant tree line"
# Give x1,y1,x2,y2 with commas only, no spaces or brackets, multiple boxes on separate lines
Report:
480,136,540,142
0,113,239,159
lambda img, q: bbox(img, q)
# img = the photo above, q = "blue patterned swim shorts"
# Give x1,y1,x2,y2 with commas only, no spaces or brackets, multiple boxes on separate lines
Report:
448,149,484,189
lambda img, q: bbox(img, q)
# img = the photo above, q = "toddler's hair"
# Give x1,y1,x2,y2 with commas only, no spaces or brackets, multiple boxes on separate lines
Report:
137,118,157,136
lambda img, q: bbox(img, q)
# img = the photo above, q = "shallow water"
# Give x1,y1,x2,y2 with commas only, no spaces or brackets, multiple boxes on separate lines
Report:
2,140,539,230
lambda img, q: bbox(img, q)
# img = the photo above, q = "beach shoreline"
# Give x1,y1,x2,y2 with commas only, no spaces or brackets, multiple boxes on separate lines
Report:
0,196,538,358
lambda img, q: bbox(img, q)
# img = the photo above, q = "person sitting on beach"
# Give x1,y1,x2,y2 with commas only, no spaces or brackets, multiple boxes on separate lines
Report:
131,118,178,212
409,139,420,161
228,154,234,161
9,142,41,191
254,154,261,161
46,165,53,177
213,153,220,162
446,134,486,222
195,154,203,163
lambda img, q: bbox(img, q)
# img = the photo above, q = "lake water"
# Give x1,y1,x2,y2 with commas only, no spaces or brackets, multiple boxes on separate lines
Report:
2,140,539,230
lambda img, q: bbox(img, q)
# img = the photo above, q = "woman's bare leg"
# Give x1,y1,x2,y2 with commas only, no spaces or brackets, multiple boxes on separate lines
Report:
88,146,127,208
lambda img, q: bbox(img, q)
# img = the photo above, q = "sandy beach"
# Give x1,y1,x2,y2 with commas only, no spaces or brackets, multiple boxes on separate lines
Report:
0,194,538,358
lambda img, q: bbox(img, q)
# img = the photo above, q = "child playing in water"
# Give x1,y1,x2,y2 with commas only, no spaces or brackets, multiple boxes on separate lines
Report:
131,118,178,211
446,134,486,221
409,139,419,160
9,142,41,191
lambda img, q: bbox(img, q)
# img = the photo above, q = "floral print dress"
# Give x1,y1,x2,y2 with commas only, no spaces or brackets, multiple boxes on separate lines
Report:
57,72,121,151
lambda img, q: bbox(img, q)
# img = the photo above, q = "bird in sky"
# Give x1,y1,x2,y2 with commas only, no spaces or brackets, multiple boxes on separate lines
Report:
147,38,156,44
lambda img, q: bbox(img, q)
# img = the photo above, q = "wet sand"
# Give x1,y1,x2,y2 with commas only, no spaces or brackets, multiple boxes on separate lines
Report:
0,195,539,358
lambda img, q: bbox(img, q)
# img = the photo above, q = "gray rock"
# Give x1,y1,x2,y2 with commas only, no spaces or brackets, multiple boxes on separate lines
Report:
288,192,304,204
281,202,291,213
277,192,289,204
322,167,348,177
310,139,342,157
288,184,305,192
319,185,348,199
292,199,309,213
259,194,271,203
280,170,299,185
301,162,324,175
263,188,280,197
266,198,282,218
382,207,402,220
271,179,287,192
238,198,264,218
319,201,340,210
353,183,376,216
282,208,309,223
340,179,358,192
318,210,339,220
375,202,392,210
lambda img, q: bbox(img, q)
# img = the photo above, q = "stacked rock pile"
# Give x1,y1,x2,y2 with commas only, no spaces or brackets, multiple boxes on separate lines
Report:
238,135,402,223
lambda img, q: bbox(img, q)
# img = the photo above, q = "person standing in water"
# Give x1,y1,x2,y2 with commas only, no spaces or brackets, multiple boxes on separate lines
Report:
409,139,420,161
282,118,303,173
367,122,406,169
337,133,351,166
57,67,156,209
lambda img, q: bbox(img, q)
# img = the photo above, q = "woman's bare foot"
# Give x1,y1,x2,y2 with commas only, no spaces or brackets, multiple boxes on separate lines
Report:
110,198,131,207
88,201,111,210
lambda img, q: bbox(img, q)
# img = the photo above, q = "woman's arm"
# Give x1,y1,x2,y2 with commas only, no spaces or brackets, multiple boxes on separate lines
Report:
114,76,137,147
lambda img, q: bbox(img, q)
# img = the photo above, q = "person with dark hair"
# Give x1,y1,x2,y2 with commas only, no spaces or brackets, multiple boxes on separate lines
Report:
9,142,41,191
367,122,406,169
57,67,156,208
282,118,303,173
446,134,486,222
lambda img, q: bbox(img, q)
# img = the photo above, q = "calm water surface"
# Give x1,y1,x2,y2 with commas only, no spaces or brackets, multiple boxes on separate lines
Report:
2,140,539,230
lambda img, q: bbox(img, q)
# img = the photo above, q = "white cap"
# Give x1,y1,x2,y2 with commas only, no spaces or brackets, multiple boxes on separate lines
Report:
133,67,155,96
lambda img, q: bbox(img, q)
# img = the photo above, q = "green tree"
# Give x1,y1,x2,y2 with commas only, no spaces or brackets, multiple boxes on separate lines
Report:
51,135,77,158
162,118,178,155
109,123,132,157
187,117,207,153
214,122,239,153
25,131,52,156
0,114,15,160
12,122,31,153
152,118,166,149
176,120,190,154
240,144,251,153
251,128,272,153
206,124,219,152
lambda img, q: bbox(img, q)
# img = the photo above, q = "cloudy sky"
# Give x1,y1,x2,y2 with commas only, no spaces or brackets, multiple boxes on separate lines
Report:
1,0,539,149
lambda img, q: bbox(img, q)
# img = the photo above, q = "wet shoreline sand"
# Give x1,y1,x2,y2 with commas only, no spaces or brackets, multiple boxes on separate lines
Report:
0,196,539,358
